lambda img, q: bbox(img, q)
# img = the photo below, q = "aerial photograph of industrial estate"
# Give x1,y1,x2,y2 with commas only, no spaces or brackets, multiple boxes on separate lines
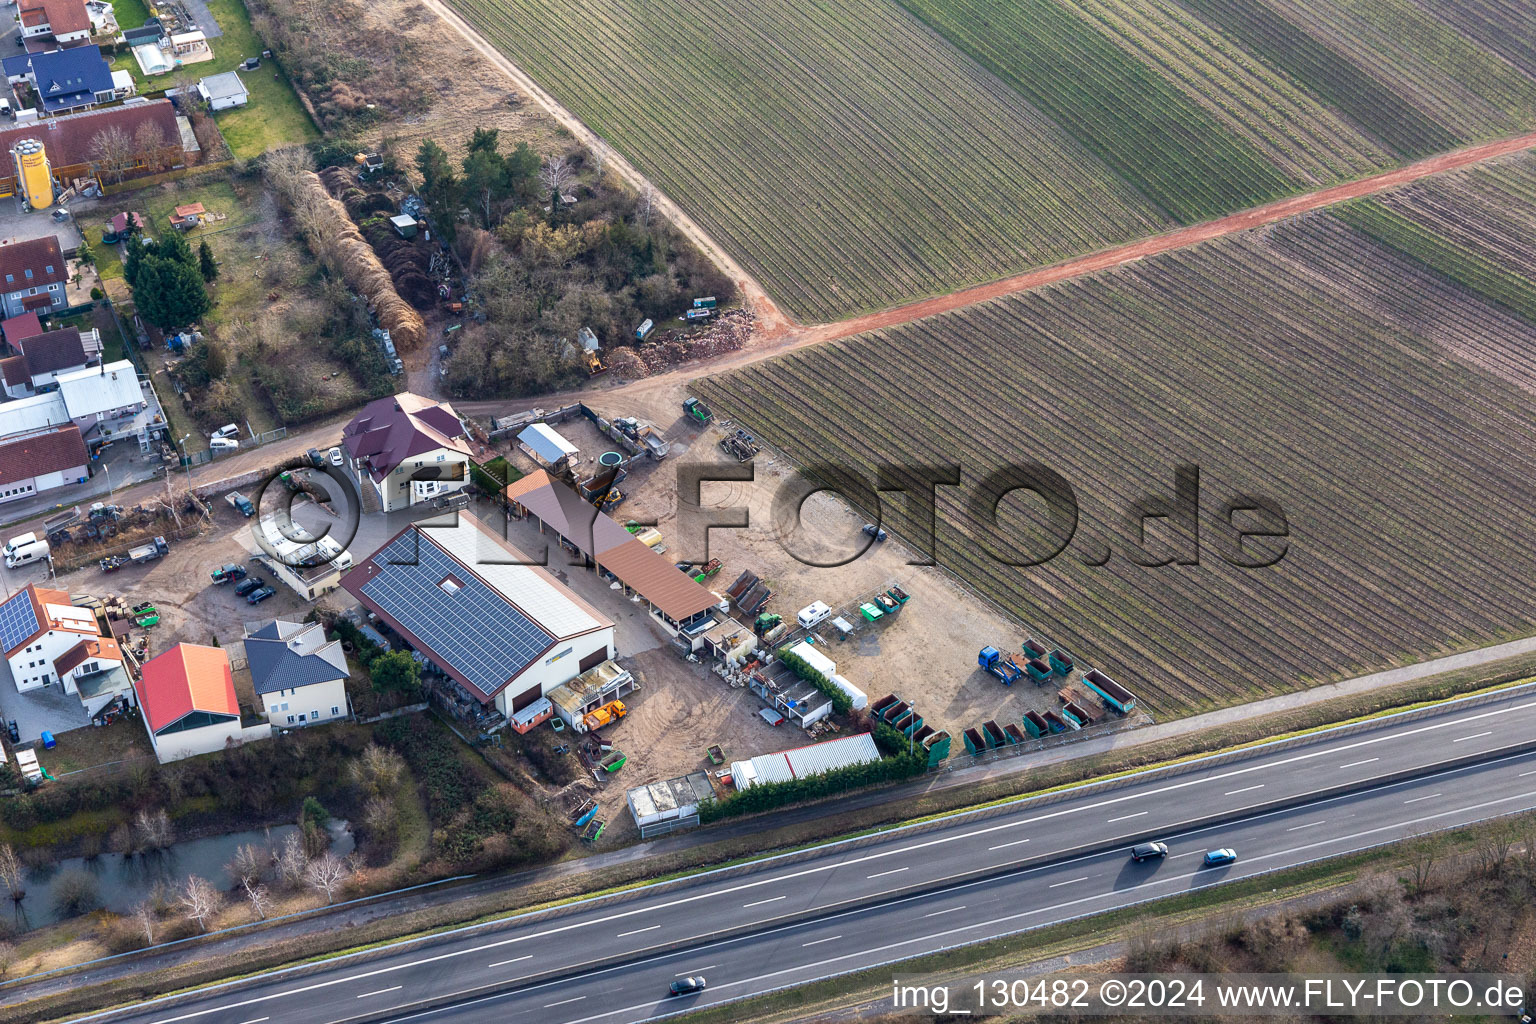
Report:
0,0,1533,1022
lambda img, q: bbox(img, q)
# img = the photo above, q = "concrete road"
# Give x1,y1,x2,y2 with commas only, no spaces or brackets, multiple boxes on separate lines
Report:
76,686,1536,1024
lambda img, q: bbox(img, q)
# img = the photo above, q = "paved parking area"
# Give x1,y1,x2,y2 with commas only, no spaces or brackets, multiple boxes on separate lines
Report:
0,653,91,745
0,198,84,250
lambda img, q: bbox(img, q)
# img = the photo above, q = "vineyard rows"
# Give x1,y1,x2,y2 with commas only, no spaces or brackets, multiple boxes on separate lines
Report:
446,0,1168,321
698,169,1536,716
450,0,1536,320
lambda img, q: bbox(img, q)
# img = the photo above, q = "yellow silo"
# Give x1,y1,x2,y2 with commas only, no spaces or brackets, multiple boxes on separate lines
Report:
12,141,52,210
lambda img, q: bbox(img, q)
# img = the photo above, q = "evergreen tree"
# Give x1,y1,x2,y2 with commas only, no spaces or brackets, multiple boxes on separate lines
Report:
198,240,218,283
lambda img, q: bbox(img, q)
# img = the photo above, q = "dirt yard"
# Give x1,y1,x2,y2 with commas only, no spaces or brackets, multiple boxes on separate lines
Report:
575,389,1096,744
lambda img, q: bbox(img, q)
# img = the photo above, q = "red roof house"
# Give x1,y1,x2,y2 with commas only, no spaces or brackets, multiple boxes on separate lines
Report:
134,642,251,762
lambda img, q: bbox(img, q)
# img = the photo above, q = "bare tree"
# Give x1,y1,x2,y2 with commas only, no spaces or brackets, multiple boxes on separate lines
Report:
179,875,222,932
134,809,173,851
303,853,349,904
0,844,24,902
637,183,655,227
133,899,157,945
242,878,272,921
589,140,610,185
0,942,13,980
88,125,136,185
227,843,265,888
539,155,574,198
134,121,171,175
276,831,308,888
1407,836,1443,891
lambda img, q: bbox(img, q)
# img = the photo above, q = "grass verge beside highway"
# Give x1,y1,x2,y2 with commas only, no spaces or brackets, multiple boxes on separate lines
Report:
12,651,1536,1024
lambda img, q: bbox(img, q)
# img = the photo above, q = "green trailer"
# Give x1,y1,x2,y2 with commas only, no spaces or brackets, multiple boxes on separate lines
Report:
600,750,627,773
963,727,986,756
1022,710,1049,738
860,602,883,621
923,731,951,765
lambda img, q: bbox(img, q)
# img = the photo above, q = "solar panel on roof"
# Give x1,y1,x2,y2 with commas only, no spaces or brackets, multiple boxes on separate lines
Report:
0,591,40,653
361,530,554,696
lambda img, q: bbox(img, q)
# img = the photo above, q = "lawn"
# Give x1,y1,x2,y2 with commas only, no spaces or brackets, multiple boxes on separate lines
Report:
108,0,151,33
697,150,1536,717
108,0,318,159
450,0,1536,321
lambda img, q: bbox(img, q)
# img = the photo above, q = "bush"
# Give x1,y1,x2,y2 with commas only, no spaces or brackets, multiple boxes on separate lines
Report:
370,650,422,696
775,645,852,714
90,287,104,301
699,739,926,822
52,869,102,917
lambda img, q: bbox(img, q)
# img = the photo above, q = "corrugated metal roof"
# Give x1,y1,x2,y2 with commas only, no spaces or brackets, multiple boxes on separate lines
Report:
734,732,881,790
518,423,579,464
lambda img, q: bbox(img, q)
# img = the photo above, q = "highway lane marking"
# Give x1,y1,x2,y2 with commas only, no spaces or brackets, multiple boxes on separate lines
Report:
109,726,1536,1024
989,838,1030,850
802,935,841,946
1339,759,1379,769
1286,821,1326,831
1224,785,1264,796
1454,731,1493,743
1049,876,1089,888
356,986,402,999
418,774,1536,1024
1403,793,1441,804
617,925,661,938
676,966,717,975
488,955,533,968
237,1019,269,1023
743,896,787,908
544,995,587,1008
924,906,965,917
1522,770,1536,777
1107,812,1147,823
130,757,1536,1024
868,868,909,879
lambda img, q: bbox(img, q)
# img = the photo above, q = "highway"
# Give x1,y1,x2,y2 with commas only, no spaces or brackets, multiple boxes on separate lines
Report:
77,686,1536,1024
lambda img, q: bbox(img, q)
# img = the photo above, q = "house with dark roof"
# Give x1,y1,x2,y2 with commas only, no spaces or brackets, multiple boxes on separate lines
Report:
0,236,67,317
0,424,87,505
341,512,615,722
1,326,99,397
244,620,350,727
340,392,473,512
135,642,268,762
2,45,115,115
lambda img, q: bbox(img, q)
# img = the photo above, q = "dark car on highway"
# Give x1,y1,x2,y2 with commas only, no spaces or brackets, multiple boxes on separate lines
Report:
669,976,707,996
1130,841,1168,862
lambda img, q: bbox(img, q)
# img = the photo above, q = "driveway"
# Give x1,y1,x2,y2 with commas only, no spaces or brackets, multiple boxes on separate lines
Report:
0,645,91,745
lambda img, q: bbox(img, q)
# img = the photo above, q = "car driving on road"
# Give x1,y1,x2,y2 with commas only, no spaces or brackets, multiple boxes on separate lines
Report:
1203,848,1238,866
669,976,707,996
1130,841,1168,862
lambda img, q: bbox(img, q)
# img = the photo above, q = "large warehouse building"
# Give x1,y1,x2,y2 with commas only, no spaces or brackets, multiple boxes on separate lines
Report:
341,513,616,721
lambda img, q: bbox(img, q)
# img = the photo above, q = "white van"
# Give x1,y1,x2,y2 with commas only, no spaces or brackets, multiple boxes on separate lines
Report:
4,537,49,568
4,532,38,560
211,423,240,440
210,437,239,453
797,600,832,631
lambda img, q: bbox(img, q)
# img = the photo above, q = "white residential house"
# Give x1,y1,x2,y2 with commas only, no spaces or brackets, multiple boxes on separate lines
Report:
196,70,248,110
244,620,350,727
0,584,100,691
340,392,473,513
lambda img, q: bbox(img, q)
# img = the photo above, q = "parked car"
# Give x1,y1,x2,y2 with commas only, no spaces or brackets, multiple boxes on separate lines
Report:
1131,841,1169,862
211,423,239,440
327,446,345,467
307,448,326,468
210,563,247,584
210,437,239,452
1203,848,1238,867
669,977,707,996
245,586,276,605
862,523,888,542
234,575,265,596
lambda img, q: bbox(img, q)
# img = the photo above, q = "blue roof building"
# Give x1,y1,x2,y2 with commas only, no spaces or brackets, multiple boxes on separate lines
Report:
2,46,116,115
